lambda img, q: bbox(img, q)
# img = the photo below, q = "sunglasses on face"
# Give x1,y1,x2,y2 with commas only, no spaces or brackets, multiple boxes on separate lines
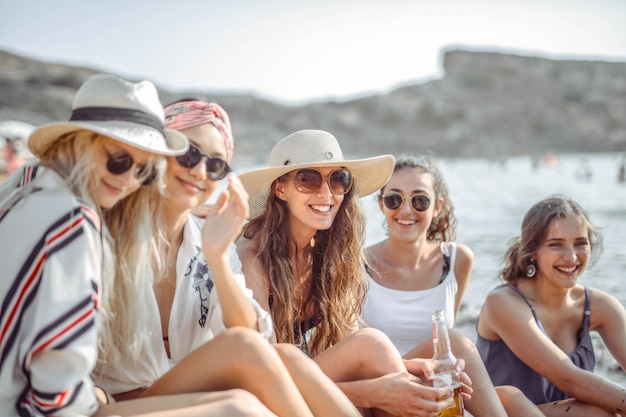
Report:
290,168,353,195
382,191,431,212
103,146,157,186
176,144,231,181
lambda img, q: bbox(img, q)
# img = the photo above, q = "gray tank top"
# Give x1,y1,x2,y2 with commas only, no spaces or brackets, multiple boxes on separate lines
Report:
476,284,595,404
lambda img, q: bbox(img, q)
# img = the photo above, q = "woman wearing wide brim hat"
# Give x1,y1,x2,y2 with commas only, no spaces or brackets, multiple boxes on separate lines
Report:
240,129,394,220
0,74,274,417
237,130,469,415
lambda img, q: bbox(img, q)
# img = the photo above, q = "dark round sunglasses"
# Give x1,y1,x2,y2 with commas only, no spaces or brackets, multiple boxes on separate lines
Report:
382,191,431,212
103,146,157,186
176,144,231,181
290,168,353,195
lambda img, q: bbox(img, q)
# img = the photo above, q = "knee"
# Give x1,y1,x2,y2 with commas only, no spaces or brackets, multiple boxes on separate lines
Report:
273,342,307,363
349,328,403,368
447,328,479,356
214,327,278,366
219,389,271,417
495,385,528,408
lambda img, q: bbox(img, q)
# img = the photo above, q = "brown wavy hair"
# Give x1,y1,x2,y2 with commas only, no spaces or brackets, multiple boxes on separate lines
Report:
242,173,366,356
380,154,456,242
501,195,603,285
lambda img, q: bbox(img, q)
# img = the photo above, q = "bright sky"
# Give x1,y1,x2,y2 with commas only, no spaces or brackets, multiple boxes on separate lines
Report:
1,0,626,104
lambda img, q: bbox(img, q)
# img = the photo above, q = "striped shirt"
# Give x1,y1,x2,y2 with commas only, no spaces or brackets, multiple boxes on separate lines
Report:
0,166,101,417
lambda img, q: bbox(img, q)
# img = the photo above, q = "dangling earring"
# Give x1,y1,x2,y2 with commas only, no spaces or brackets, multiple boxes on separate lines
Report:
382,219,389,234
527,260,536,277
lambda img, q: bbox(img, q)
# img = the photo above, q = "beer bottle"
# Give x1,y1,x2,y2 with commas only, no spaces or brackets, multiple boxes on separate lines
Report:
431,309,464,417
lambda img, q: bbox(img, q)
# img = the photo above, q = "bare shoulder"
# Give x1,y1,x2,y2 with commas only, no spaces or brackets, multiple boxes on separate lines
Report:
454,242,474,262
483,283,524,310
588,287,626,318
479,283,535,339
453,243,474,276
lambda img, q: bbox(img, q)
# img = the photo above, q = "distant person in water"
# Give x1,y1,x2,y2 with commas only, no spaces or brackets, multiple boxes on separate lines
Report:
618,155,625,183
476,195,626,416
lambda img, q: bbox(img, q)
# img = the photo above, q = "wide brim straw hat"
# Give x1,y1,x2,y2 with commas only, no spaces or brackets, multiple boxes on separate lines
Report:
240,129,395,219
28,73,188,157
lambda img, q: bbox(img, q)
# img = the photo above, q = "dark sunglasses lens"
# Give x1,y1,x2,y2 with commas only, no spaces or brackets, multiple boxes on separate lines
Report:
294,169,323,193
329,170,352,194
106,153,134,175
383,193,403,210
176,146,202,168
411,195,431,212
138,165,158,186
206,158,230,181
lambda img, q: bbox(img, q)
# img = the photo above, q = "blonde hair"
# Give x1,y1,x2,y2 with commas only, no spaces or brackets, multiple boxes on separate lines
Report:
242,176,366,356
2,129,167,377
95,151,167,374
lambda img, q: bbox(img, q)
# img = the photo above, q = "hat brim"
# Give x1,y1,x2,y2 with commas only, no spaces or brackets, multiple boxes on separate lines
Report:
28,121,188,157
240,154,395,219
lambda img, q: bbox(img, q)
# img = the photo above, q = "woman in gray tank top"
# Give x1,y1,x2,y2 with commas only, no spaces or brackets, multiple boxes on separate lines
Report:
477,196,626,416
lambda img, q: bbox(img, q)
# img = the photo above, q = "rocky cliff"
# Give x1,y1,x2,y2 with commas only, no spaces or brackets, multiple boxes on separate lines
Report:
2,48,625,165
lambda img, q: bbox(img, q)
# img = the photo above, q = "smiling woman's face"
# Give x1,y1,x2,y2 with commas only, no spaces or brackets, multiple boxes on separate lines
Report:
165,122,228,211
274,166,345,236
92,136,154,209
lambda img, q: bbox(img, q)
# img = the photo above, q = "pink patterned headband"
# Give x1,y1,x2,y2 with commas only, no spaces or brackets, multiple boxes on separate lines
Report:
164,100,234,163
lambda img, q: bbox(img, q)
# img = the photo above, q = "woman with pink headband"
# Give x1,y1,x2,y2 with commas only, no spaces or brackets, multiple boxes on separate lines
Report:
93,99,360,417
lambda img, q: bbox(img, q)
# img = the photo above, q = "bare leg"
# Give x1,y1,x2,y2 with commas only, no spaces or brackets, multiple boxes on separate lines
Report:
314,328,405,381
537,397,616,417
495,385,548,417
313,328,409,417
273,343,361,417
403,328,546,417
140,327,314,417
94,390,277,417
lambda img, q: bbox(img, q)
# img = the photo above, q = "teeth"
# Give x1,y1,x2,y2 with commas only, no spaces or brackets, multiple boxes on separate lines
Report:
311,205,330,213
557,266,577,273
397,219,416,225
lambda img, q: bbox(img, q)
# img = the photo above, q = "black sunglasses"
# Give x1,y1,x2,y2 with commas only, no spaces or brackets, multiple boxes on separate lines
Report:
103,146,157,186
290,168,353,195
176,144,231,181
382,191,431,212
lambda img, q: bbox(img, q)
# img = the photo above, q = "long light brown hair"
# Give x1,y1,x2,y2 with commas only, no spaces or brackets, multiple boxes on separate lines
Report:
242,174,366,356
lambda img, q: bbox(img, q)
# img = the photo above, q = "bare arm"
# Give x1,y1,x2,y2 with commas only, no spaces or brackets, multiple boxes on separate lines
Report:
202,174,257,329
236,235,277,343
452,243,474,323
589,288,626,371
479,286,626,414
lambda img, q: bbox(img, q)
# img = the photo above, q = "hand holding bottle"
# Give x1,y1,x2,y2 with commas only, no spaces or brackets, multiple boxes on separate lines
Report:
431,310,465,417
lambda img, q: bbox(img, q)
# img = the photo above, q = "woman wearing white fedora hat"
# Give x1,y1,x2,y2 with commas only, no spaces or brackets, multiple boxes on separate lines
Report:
0,74,282,417
93,99,360,417
237,130,472,417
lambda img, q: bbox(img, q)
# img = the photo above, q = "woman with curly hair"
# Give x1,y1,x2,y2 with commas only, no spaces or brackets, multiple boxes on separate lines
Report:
362,154,472,350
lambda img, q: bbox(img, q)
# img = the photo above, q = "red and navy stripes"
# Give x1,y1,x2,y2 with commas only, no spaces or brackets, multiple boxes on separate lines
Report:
0,205,102,415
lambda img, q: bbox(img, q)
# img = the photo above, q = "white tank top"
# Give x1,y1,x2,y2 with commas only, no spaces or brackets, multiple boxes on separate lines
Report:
361,242,458,356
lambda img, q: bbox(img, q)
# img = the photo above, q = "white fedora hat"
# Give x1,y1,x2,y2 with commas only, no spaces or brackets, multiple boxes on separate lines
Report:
28,74,188,157
240,129,395,219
